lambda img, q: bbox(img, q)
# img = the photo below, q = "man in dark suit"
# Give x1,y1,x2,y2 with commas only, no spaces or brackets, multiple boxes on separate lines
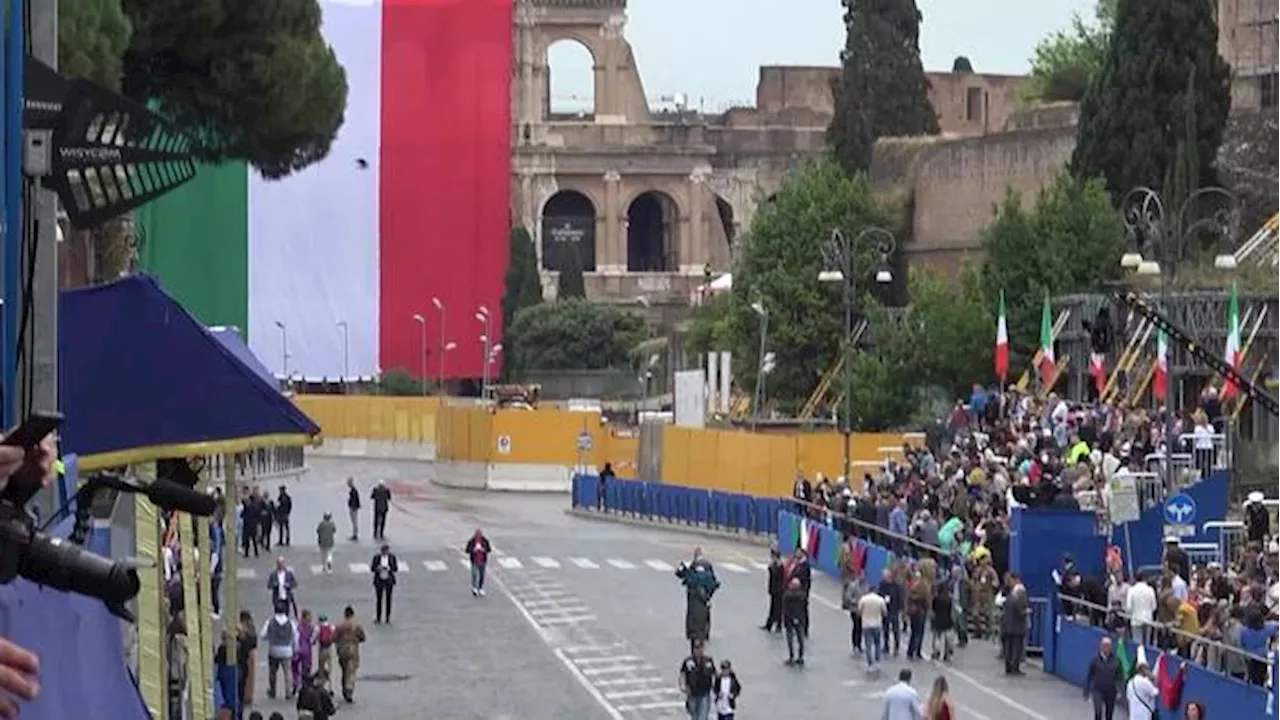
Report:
760,549,784,632
370,544,399,624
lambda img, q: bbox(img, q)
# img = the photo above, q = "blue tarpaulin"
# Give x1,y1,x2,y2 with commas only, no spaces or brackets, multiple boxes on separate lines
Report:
59,274,319,463
0,517,150,720
208,326,276,388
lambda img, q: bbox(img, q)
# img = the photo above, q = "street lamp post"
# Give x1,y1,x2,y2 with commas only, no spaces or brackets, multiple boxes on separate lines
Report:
336,320,350,386
819,227,896,479
412,314,428,395
749,299,769,429
476,306,493,397
1119,185,1240,491
432,297,446,394
273,320,288,388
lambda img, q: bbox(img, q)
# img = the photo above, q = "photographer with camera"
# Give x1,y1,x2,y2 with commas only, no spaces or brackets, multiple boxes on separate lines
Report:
0,432,57,717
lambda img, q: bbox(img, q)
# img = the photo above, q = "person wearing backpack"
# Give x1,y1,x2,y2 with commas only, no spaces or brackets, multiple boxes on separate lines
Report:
842,573,866,655
258,601,299,699
315,615,336,678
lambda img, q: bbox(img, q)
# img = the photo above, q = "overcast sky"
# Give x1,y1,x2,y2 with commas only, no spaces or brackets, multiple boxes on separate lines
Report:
549,0,1095,112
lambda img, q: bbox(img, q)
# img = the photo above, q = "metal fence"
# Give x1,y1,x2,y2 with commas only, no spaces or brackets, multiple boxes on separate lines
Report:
202,446,306,485
1056,594,1274,687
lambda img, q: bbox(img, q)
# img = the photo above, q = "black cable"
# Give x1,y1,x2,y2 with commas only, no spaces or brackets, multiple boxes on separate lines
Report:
13,178,38,418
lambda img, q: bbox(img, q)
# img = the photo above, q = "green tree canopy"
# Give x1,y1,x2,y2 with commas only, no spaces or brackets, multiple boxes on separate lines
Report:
828,0,939,174
1070,0,1231,202
1023,0,1115,102
683,293,732,358
978,173,1125,371
726,157,890,410
121,0,349,178
505,299,647,372
556,244,587,299
60,0,133,89
503,226,542,330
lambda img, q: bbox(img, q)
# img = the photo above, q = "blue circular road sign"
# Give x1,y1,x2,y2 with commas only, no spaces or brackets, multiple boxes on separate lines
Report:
1163,493,1198,526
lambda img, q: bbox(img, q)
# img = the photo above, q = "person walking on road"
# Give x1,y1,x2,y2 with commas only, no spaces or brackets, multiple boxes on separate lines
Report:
858,585,888,674
465,528,492,596
345,478,360,542
782,577,807,666
259,601,298,700
882,668,923,720
759,549,784,632
677,640,716,720
1125,660,1159,720
370,480,391,541
370,543,399,623
316,513,336,573
267,556,299,618
1001,581,1030,675
275,486,293,547
712,659,741,720
677,547,721,652
924,675,955,720
1084,636,1122,720
315,615,336,677
334,605,366,703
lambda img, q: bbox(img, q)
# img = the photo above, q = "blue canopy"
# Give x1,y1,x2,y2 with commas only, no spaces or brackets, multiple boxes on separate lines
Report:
208,326,276,388
60,275,320,467
0,517,150,720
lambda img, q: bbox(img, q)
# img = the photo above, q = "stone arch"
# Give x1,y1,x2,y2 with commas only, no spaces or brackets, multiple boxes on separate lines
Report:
543,36,597,118
625,189,681,272
540,189,598,272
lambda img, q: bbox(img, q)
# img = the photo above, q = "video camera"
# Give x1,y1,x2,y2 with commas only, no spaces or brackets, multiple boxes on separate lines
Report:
0,413,218,622
0,412,141,621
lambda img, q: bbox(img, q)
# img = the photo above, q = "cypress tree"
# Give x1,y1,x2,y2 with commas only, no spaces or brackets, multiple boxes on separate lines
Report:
556,243,587,300
829,0,940,174
503,226,543,331
1070,0,1230,202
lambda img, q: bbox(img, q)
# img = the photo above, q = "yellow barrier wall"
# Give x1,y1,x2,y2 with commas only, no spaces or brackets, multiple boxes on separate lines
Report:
293,395,441,442
433,406,639,471
661,427,907,497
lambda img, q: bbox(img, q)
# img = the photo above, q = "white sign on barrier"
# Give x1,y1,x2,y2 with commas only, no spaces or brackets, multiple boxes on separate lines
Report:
496,435,512,454
1109,472,1141,524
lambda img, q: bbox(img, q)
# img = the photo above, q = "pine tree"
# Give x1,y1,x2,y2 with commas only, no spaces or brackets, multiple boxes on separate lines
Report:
556,242,587,299
829,0,940,174
503,226,542,331
1070,0,1230,202
1161,69,1201,241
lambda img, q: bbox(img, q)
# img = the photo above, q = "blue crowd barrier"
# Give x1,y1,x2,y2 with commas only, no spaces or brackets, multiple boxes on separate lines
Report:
572,474,783,537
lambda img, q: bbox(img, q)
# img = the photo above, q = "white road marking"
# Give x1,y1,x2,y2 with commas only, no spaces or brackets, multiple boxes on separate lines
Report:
605,688,682,700
563,643,625,655
606,559,636,569
521,598,569,608
574,656,644,666
459,558,471,569
570,557,599,569
749,560,770,570
397,564,409,573
594,676,663,688
530,606,592,616
423,560,449,572
236,568,257,580
957,704,994,720
644,559,674,571
581,663,650,676
308,565,324,575
498,557,523,570
613,701,684,711
719,562,748,573
348,563,369,574
492,575,625,720
539,615,597,625
532,556,561,568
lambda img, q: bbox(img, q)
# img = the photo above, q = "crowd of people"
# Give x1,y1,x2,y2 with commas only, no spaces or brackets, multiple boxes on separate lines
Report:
780,381,1275,715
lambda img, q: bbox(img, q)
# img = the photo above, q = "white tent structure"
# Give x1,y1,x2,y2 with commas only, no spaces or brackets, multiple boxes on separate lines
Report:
692,273,732,305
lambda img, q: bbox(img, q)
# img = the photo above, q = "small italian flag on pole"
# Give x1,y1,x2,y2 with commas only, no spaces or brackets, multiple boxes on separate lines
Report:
1223,282,1242,399
995,291,1009,382
1153,329,1169,401
1038,293,1056,388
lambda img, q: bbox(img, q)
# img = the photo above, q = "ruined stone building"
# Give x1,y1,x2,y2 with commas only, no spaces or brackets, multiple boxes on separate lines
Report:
512,0,1277,311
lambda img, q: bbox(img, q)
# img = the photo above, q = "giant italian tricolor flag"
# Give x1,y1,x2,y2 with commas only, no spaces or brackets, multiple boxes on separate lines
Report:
138,0,513,382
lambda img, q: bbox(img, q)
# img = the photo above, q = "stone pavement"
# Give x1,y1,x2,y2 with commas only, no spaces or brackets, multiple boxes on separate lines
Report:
232,456,1097,719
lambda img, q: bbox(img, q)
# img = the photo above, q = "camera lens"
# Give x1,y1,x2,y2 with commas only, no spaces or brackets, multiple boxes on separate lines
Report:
20,532,140,608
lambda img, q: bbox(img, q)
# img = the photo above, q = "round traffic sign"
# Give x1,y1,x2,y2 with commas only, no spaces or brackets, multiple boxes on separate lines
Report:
576,432,593,452
496,435,512,454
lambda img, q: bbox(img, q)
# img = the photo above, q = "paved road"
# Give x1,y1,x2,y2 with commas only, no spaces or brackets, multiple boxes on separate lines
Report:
234,457,1097,719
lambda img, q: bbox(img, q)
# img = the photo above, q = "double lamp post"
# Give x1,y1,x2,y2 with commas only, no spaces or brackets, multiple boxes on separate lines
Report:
1118,185,1240,490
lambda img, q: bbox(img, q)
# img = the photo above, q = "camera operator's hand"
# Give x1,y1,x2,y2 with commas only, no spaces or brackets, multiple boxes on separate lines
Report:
0,434,56,495
0,637,39,717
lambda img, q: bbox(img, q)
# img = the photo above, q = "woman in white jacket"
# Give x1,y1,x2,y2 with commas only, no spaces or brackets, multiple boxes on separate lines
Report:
1125,661,1159,720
